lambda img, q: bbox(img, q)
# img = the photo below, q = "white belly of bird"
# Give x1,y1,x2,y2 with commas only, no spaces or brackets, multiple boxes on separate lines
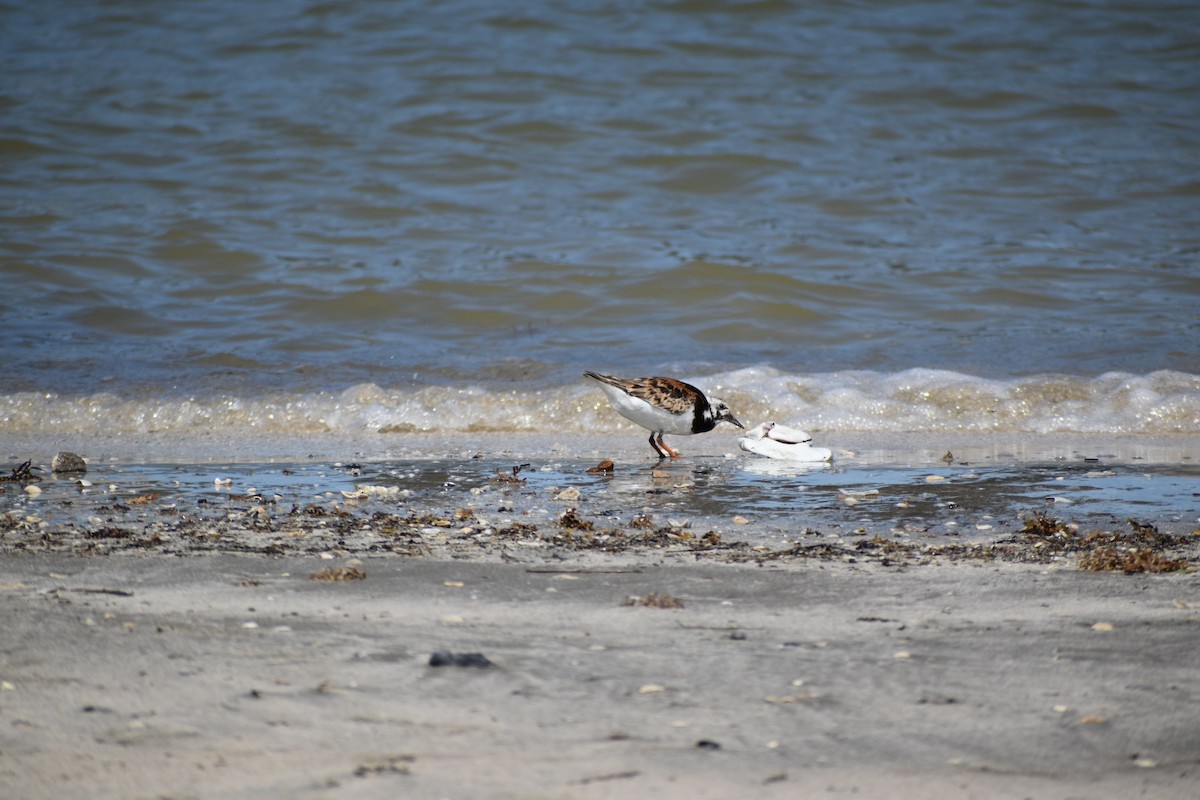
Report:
601,385,695,435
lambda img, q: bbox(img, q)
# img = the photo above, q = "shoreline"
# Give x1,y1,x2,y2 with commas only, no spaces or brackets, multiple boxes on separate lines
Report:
5,430,1200,465
4,430,1198,567
3,431,1198,797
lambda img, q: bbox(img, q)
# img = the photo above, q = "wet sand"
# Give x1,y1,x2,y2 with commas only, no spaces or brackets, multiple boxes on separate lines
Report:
2,432,1198,798
4,429,1200,465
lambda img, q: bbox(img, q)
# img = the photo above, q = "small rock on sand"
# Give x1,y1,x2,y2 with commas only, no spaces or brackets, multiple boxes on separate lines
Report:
52,452,87,474
429,651,493,668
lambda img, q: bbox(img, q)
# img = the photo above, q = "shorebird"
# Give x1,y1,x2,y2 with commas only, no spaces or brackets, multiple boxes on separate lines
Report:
584,371,744,459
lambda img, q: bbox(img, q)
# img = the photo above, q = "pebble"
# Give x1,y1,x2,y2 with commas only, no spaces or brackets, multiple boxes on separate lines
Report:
351,485,400,498
839,489,878,505
52,452,87,473
23,485,42,496
554,487,581,501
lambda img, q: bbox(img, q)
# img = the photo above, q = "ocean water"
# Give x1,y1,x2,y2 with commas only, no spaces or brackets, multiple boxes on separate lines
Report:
3,0,1199,438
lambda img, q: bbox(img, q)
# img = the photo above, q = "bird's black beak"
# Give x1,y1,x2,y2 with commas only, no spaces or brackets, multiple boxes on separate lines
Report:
724,413,745,429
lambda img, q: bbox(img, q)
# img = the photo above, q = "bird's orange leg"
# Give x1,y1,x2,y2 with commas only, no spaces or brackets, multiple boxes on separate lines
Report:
648,432,667,459
656,434,681,460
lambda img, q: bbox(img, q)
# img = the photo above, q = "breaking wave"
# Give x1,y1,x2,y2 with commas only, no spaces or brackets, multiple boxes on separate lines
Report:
2,368,1197,437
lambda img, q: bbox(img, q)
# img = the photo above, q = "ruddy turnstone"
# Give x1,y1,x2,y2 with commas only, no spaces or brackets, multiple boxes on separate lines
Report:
584,371,744,459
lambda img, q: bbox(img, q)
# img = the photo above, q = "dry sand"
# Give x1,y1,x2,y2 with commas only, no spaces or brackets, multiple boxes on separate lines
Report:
2,551,1198,799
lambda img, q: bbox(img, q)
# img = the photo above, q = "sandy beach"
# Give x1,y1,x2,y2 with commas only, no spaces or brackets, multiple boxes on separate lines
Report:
2,432,1198,798
6,1,1199,795
2,553,1198,799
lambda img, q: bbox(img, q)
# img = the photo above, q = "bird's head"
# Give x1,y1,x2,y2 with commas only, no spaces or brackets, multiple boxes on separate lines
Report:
709,398,744,430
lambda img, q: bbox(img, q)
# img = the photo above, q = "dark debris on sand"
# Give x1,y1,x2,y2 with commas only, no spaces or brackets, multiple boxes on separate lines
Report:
309,565,367,581
1,486,1196,573
429,651,493,668
0,460,41,483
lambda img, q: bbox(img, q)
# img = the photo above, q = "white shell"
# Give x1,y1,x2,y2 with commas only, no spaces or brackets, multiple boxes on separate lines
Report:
738,421,831,462
743,421,811,444
765,422,812,444
743,422,771,440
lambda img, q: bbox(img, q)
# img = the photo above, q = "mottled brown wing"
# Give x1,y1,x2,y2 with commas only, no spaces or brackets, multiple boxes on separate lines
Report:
584,372,705,415
625,377,705,415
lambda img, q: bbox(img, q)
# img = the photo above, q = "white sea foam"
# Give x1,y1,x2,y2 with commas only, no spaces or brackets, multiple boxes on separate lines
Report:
713,367,1200,435
2,369,1197,437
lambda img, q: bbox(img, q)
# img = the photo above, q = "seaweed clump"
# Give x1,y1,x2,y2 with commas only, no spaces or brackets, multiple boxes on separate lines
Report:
1079,548,1189,574
1022,511,1074,539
